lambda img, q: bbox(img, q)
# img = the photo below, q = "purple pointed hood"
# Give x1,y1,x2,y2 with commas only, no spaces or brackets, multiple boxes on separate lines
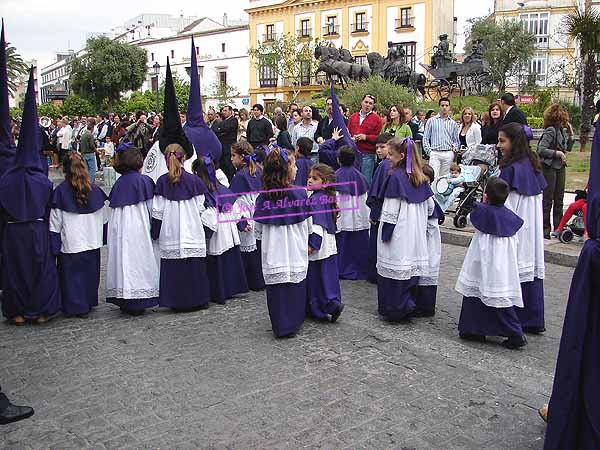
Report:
330,82,361,170
184,36,222,162
587,119,600,239
0,20,16,178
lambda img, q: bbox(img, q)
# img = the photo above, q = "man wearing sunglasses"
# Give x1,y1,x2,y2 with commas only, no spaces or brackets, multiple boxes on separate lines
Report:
348,94,382,184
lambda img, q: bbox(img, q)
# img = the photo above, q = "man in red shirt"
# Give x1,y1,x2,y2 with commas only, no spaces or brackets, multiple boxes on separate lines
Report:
348,94,383,184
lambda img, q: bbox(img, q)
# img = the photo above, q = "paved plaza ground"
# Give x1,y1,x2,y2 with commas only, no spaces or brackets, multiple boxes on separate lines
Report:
0,243,574,450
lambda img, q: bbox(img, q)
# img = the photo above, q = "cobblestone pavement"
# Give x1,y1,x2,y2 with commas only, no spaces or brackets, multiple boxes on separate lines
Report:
0,244,574,450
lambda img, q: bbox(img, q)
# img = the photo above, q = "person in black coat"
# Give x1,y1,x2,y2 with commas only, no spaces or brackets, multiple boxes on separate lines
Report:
500,93,528,126
214,106,239,180
0,385,34,424
275,114,294,150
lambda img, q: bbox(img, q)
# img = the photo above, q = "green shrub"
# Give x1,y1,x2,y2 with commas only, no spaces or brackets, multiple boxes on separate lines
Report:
38,102,62,119
339,76,416,113
61,95,95,118
9,106,22,120
527,117,544,129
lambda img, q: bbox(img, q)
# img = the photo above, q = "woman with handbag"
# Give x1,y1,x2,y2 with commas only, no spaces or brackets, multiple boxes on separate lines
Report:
537,104,573,239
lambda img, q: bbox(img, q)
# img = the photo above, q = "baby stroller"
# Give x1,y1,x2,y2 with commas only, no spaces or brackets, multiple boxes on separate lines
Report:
451,144,498,228
555,189,587,243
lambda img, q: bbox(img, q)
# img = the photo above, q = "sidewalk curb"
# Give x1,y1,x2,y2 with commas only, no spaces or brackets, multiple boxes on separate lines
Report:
441,229,579,269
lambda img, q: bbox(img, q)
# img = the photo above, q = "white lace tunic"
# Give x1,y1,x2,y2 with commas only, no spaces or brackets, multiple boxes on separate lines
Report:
419,215,441,286
336,192,370,232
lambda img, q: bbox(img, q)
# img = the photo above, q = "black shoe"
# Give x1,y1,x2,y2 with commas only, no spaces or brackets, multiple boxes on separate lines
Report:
0,403,34,425
412,309,435,318
544,232,551,240
330,304,345,323
523,327,546,334
459,333,486,342
502,335,527,349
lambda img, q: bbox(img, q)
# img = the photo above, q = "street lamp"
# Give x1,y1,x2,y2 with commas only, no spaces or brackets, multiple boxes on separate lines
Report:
153,62,161,113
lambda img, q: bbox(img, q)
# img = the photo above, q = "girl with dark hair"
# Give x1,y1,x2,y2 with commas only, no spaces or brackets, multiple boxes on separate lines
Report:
498,123,547,334
380,105,412,139
254,147,312,338
193,156,249,304
106,144,159,316
376,137,434,322
275,114,294,150
230,140,265,291
306,164,344,322
151,143,211,311
481,102,504,145
50,152,108,317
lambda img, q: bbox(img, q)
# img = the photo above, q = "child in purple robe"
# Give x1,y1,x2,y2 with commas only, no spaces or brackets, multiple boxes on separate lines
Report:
498,123,547,333
230,140,265,291
306,164,343,322
50,152,108,317
377,137,434,322
456,177,527,349
194,156,249,304
293,137,314,187
335,146,370,280
366,133,393,284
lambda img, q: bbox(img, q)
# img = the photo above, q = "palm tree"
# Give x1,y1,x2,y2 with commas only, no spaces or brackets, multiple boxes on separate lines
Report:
563,9,600,151
5,41,28,95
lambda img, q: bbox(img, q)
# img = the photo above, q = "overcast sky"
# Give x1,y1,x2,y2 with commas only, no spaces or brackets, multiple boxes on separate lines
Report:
2,0,493,69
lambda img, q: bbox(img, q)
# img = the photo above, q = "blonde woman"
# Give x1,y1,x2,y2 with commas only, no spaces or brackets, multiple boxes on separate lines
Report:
459,107,482,149
237,108,250,141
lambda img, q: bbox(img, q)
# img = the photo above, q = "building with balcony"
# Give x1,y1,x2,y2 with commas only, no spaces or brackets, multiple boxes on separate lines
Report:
246,0,456,109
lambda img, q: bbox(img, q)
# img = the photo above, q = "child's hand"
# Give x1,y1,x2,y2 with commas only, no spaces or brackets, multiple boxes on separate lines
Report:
244,224,253,233
308,247,317,255
332,128,342,141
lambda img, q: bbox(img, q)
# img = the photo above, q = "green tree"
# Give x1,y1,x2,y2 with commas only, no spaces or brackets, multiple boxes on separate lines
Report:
122,91,156,114
465,16,536,92
563,9,600,151
339,76,416,113
249,34,320,102
38,102,62,118
158,74,189,113
5,41,28,95
61,95,94,117
9,106,22,119
208,80,241,109
69,36,147,111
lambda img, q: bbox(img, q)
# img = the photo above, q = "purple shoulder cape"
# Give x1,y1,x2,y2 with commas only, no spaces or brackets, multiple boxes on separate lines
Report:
205,184,234,212
52,181,108,214
0,168,53,221
109,171,155,208
335,166,368,196
384,166,433,204
254,187,312,226
543,239,600,450
309,190,337,234
469,202,523,237
500,158,547,196
155,170,207,201
293,156,314,187
230,166,262,194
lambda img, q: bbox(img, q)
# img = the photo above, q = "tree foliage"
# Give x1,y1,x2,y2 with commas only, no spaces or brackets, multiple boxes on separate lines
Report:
69,36,148,111
5,41,28,95
37,102,62,118
208,80,241,109
61,95,95,117
159,74,189,113
338,76,416,113
9,106,22,120
465,16,536,92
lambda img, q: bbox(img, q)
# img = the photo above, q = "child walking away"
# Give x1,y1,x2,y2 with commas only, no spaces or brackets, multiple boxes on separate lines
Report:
377,137,434,322
152,143,211,311
293,137,314,187
230,141,265,291
194,156,249,304
366,133,393,284
254,147,312,338
0,69,60,325
106,143,159,315
415,164,443,317
456,177,527,349
306,164,344,322
335,146,370,280
50,152,108,317
498,123,547,333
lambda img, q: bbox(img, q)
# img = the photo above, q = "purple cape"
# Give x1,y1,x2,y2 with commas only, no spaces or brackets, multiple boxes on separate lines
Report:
430,199,444,221
469,202,523,237
310,190,337,234
367,159,391,221
155,170,207,201
329,82,362,170
543,238,600,450
500,158,547,196
230,166,262,194
52,181,108,214
293,156,314,187
108,171,155,208
384,166,433,204
205,184,234,212
254,187,312,226
586,120,600,239
335,166,369,196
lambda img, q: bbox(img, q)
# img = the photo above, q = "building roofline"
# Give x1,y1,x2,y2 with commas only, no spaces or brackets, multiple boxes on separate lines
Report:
135,24,249,46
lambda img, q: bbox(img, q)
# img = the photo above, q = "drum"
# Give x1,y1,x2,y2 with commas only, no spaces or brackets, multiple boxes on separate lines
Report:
434,178,452,196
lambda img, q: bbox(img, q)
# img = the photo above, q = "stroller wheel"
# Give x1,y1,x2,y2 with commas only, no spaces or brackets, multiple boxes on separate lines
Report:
560,228,574,243
454,214,468,229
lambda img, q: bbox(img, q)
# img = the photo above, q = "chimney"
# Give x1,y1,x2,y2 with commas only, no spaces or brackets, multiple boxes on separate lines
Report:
223,13,228,26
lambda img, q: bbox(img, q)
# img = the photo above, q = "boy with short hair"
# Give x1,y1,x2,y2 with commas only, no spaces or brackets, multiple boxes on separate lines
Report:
456,177,527,349
294,136,315,187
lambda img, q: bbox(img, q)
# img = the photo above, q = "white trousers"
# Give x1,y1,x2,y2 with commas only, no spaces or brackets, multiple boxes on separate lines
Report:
429,150,455,179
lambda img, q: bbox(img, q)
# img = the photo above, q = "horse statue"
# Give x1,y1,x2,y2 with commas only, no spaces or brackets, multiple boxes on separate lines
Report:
366,47,426,96
314,43,370,87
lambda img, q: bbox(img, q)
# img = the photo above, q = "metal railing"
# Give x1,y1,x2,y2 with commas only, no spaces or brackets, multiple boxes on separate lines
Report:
395,17,414,29
322,25,340,36
259,78,278,88
351,22,369,33
261,33,278,43
296,28,312,39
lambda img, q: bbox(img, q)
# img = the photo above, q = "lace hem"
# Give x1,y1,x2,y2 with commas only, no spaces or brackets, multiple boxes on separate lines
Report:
151,210,163,220
518,266,545,282
264,270,307,285
106,287,159,299
418,276,438,286
160,248,206,259
456,280,523,308
380,211,398,224
376,263,427,281
240,244,258,253
337,224,370,232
